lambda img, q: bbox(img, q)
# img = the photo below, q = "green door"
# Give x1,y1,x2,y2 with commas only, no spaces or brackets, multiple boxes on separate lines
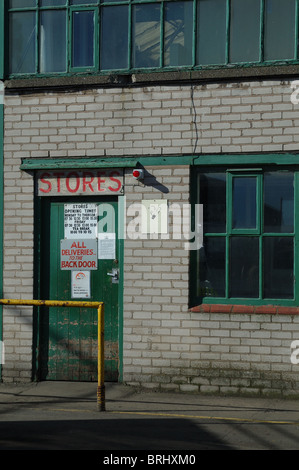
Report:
38,197,120,382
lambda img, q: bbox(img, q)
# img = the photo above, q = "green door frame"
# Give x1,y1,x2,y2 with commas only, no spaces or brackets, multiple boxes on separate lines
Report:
0,104,3,380
33,191,124,383
0,0,4,380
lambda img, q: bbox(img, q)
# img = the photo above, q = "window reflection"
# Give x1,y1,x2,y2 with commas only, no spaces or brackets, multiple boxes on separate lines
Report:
40,10,66,72
164,1,193,67
7,0,299,75
132,4,161,68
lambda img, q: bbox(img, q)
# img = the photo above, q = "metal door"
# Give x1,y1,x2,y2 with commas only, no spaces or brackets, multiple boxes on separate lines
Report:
38,197,119,382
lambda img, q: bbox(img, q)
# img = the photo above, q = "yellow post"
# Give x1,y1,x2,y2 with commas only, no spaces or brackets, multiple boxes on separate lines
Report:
97,303,105,411
0,298,105,411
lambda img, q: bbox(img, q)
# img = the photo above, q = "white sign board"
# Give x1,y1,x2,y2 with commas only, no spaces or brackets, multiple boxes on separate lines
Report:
64,203,97,239
71,271,91,299
60,239,98,270
98,233,116,260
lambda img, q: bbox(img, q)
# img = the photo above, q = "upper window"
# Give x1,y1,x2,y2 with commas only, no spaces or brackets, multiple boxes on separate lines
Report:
193,168,297,305
7,0,299,77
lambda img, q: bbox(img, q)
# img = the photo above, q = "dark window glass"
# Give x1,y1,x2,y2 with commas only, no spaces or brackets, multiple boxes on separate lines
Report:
200,173,226,233
132,4,161,68
164,1,193,67
70,0,97,4
230,0,260,63
264,172,294,233
72,10,95,68
101,6,128,70
232,177,257,230
41,0,66,6
199,237,226,298
197,0,226,65
264,0,295,60
230,237,259,298
40,10,66,72
9,12,36,74
9,0,36,7
263,237,294,299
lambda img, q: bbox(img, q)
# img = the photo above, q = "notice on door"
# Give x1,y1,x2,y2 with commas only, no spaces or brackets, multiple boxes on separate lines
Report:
71,271,91,299
64,203,97,239
98,233,116,259
60,239,98,270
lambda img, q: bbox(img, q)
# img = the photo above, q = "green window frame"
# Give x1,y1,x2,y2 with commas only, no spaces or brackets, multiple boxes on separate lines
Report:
5,0,299,78
192,166,298,307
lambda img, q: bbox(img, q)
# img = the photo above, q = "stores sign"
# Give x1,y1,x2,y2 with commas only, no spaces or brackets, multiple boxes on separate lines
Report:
37,169,123,196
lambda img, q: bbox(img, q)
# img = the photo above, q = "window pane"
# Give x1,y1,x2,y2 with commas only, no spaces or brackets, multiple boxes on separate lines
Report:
101,6,128,70
132,4,161,68
264,172,294,233
199,237,226,298
264,0,295,60
40,10,66,72
263,237,294,299
200,172,226,233
9,0,36,7
71,0,98,4
232,177,257,230
41,0,66,6
197,0,226,65
230,0,260,63
9,12,36,74
72,11,95,68
230,237,259,298
164,1,193,67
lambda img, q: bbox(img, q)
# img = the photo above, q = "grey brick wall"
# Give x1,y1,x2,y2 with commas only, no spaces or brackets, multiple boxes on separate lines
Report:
2,78,299,396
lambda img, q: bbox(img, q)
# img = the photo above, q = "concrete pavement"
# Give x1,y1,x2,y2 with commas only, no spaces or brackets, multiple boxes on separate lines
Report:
1,381,299,450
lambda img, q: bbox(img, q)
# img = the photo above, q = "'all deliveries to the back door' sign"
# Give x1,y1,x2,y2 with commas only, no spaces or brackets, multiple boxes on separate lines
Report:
60,239,98,270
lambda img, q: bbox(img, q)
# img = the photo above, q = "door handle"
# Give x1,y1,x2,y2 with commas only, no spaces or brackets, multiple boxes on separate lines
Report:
107,268,119,284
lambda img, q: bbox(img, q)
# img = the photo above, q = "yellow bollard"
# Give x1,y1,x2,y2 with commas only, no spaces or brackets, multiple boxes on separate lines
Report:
0,298,105,411
97,303,105,411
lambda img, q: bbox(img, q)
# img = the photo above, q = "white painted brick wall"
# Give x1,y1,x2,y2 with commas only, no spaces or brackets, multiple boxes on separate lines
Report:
4,80,299,159
3,78,299,395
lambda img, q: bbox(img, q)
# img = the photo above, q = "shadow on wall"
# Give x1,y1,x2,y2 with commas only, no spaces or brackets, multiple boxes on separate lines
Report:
139,166,170,194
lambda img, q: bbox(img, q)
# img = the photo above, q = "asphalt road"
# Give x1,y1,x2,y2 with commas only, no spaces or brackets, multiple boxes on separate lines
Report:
1,381,299,452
